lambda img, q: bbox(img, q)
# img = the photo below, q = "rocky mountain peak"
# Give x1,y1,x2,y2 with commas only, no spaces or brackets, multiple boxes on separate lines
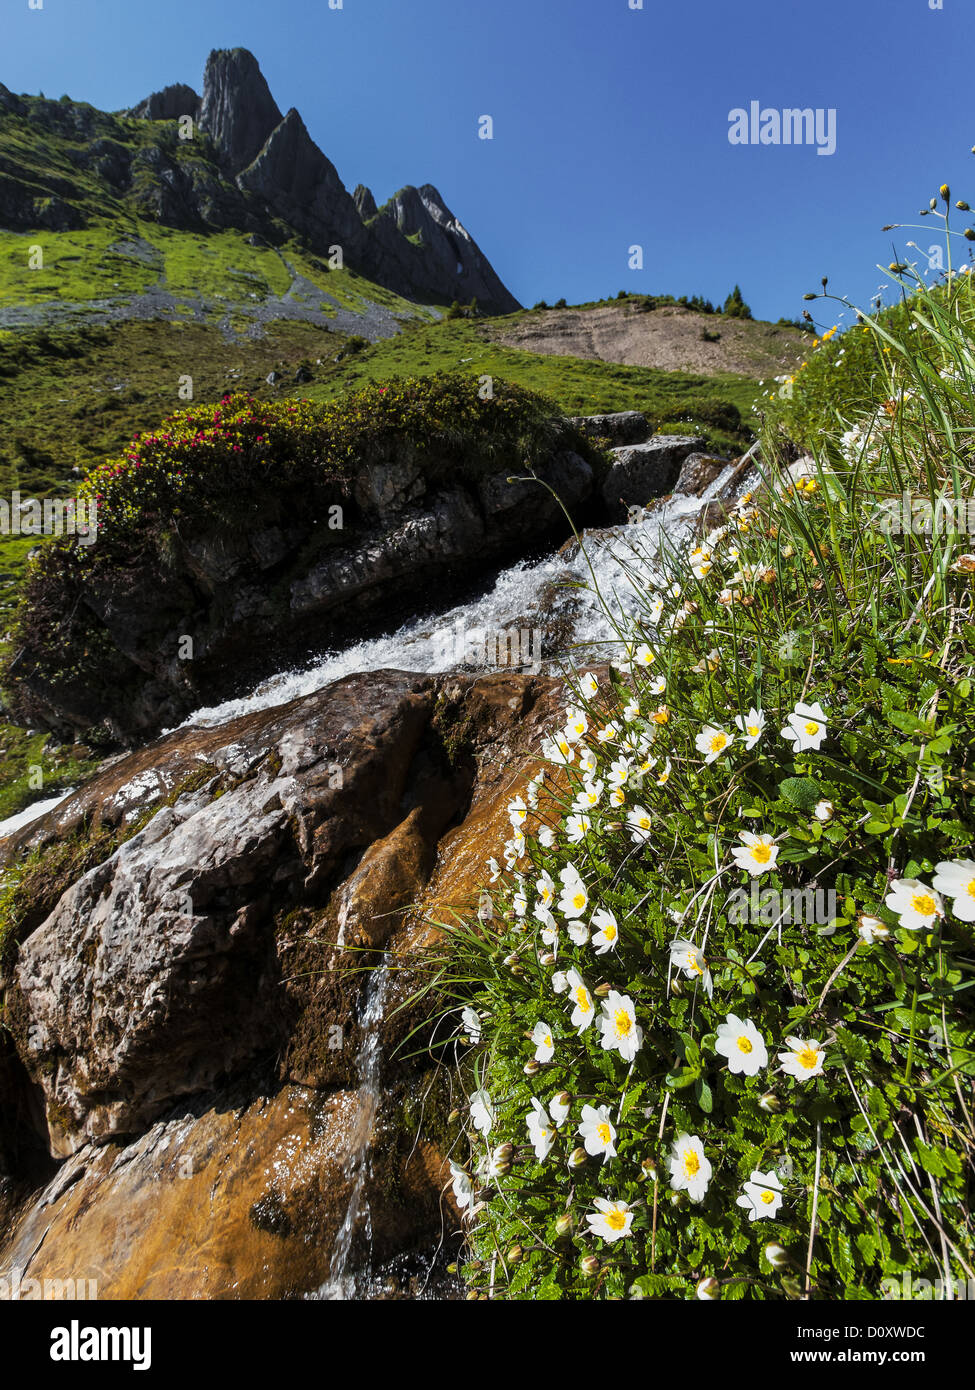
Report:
199,47,283,172
126,83,200,122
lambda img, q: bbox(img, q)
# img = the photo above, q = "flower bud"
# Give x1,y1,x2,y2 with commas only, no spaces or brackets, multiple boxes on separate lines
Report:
507,1244,523,1265
568,1146,588,1169
759,1092,782,1113
941,183,951,203
640,1156,658,1182
539,951,557,966
930,197,938,210
802,292,817,301
523,1059,541,1076
593,982,612,997
965,228,975,242
580,1254,600,1278
765,1242,790,1270
554,1091,571,1109
696,1277,721,1300
956,200,971,211
555,1212,576,1238
446,1262,458,1274
466,1290,481,1301
813,799,834,822
448,1109,461,1124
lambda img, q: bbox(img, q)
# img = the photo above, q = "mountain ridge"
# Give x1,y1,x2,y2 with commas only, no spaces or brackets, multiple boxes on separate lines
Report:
0,46,520,315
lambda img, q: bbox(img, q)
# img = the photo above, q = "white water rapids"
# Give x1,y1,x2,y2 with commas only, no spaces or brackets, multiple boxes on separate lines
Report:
182,464,743,731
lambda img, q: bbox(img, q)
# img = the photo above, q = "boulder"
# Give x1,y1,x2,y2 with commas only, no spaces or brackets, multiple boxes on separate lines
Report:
674,451,732,496
566,411,649,446
0,665,567,1295
602,435,706,520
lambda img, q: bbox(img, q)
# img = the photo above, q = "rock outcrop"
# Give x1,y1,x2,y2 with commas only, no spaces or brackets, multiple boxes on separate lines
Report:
198,48,283,173
126,83,200,123
0,666,564,1296
602,435,706,520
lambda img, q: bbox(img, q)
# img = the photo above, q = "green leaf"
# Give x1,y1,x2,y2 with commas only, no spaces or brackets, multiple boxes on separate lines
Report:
778,776,823,811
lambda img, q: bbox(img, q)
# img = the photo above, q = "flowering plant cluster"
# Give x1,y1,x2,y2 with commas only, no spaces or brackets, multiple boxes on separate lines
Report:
75,373,573,554
439,209,975,1297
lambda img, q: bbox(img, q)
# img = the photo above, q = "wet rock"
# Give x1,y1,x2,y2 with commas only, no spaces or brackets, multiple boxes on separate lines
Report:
602,435,706,521
566,411,649,446
674,451,731,497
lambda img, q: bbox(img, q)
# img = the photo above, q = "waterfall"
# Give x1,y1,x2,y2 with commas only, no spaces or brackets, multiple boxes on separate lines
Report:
180,460,750,731
312,954,393,1301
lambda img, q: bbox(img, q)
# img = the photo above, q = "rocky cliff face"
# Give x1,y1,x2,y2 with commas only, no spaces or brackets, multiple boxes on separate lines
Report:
0,666,563,1297
0,47,520,314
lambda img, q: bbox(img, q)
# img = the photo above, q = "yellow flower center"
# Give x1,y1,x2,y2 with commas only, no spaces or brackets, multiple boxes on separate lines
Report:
747,724,759,737
597,1123,612,1145
638,816,650,829
605,925,617,941
911,893,936,916
575,989,591,1014
966,878,975,899
737,1035,753,1054
752,843,773,864
683,1150,701,1177
605,1208,627,1231
615,1009,632,1036
804,721,820,737
798,1046,819,1070
709,733,727,753
573,891,586,911
761,1190,776,1205
543,1034,551,1048
686,954,703,977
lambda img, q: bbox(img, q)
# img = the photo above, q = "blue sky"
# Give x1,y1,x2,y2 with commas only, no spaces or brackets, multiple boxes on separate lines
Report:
3,0,973,325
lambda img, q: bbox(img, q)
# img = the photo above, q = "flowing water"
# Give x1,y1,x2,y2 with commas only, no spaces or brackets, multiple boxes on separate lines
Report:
182,464,745,731
311,955,392,1301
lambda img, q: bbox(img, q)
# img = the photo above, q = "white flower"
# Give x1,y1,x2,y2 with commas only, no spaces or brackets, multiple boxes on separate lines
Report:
526,1098,557,1160
715,1014,768,1075
656,757,672,786
531,1020,555,1062
731,831,779,877
567,919,590,946
689,546,713,579
599,990,643,1061
736,1169,784,1222
647,593,665,623
542,733,574,766
777,1036,826,1081
813,799,834,822
585,1197,634,1242
487,857,502,883
591,907,619,954
857,914,889,944
669,1133,712,1202
577,746,597,775
551,970,569,994
781,700,828,751
596,721,620,744
626,804,653,845
573,778,604,812
565,969,595,1032
566,813,593,844
536,869,555,911
633,643,655,669
449,1161,474,1210
470,1089,495,1134
563,706,589,743
580,671,599,698
507,794,528,829
885,877,943,931
538,824,556,848
549,1092,571,1127
696,724,734,764
669,938,713,998
512,880,528,917
609,786,626,808
623,698,641,721
647,674,667,695
558,864,589,918
608,756,633,790
461,1006,482,1043
578,1104,617,1161
734,707,766,749
932,858,975,923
